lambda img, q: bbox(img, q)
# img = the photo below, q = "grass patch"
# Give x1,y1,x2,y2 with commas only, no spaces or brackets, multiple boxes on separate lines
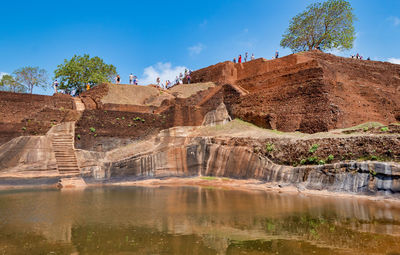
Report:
200,176,218,180
341,122,385,132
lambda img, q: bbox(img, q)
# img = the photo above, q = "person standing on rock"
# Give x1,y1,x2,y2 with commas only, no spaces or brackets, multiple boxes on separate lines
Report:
238,55,242,63
129,73,133,84
133,76,138,85
251,53,255,61
233,57,236,63
245,52,248,62
53,80,59,93
187,74,191,84
179,73,183,83
115,75,121,84
275,51,279,59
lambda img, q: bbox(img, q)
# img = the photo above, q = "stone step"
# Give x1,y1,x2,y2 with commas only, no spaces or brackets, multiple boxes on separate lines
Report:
57,162,79,166
59,167,79,170
56,162,79,165
58,166,79,169
59,171,80,174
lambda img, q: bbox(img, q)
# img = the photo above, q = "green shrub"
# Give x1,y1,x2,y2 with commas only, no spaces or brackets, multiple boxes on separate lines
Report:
77,134,81,139
116,117,120,120
381,127,389,132
121,116,125,120
370,155,377,160
309,144,319,153
318,159,326,165
327,154,334,162
89,127,96,133
300,159,307,165
307,156,318,163
266,143,275,152
21,127,26,131
363,127,368,132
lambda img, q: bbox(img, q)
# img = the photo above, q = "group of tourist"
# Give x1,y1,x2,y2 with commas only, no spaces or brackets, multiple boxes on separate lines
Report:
351,53,370,60
52,79,84,96
113,73,139,85
233,52,256,63
155,68,193,89
232,51,281,63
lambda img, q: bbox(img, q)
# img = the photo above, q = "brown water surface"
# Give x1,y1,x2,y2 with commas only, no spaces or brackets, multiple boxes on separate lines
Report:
0,186,400,254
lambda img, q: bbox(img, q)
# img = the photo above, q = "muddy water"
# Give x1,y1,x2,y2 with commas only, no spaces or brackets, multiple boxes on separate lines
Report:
0,186,400,254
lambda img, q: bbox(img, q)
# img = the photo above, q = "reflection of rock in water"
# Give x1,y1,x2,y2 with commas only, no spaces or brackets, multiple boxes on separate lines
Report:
1,187,400,254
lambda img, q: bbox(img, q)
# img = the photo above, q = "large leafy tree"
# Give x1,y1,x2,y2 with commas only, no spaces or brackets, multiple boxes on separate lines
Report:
0,74,27,93
13,67,48,94
54,54,117,92
280,0,355,52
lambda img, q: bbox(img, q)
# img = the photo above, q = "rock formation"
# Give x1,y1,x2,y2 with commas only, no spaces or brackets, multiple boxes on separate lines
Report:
0,51,399,196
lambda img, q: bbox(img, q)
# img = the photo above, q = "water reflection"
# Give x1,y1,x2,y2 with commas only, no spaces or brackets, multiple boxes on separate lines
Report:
0,186,400,254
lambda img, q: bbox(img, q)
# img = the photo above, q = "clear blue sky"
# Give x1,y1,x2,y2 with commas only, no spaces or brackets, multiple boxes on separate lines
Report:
1,0,399,95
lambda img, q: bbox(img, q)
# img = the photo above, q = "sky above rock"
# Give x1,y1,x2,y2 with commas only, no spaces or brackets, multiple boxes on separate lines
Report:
1,0,399,94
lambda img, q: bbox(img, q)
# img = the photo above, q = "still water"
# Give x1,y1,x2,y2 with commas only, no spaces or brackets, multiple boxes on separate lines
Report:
0,186,400,255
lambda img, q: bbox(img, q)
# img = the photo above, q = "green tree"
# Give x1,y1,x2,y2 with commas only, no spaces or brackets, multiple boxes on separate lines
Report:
0,74,27,93
54,54,117,92
280,0,355,52
13,67,48,94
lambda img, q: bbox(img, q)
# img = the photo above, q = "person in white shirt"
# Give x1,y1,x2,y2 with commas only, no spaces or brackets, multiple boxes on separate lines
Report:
129,73,133,84
53,80,59,93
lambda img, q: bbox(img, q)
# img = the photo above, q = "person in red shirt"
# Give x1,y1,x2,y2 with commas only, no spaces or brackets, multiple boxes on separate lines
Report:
238,55,242,63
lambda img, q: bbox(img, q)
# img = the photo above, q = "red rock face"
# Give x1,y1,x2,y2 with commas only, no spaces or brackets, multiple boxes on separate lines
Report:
189,51,400,133
0,91,75,145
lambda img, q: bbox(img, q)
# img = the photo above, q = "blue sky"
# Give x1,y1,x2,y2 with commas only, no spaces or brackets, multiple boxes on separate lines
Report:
1,0,399,95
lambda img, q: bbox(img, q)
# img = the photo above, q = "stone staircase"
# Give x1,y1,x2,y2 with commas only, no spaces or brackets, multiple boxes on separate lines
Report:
50,122,81,176
73,97,85,111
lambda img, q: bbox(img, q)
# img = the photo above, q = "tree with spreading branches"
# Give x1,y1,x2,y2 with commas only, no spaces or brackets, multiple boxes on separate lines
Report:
280,0,356,52
54,54,117,93
13,67,48,94
0,74,27,93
